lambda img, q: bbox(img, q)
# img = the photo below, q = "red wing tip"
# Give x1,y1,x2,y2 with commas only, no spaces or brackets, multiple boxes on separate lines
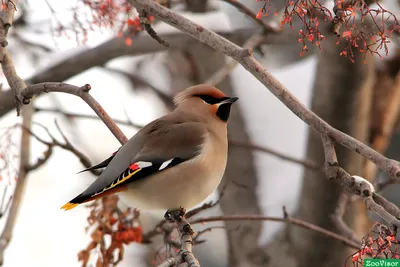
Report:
129,163,140,171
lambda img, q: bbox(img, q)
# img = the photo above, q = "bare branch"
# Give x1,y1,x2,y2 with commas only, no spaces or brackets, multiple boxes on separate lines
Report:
139,10,169,47
372,193,400,220
189,211,361,249
332,0,349,35
0,0,25,115
25,145,53,172
127,0,400,179
158,208,200,267
35,107,144,129
229,139,321,171
330,193,361,245
0,187,12,219
0,104,33,265
20,82,127,144
221,0,280,33
321,136,400,233
0,25,305,118
22,121,102,176
192,226,226,244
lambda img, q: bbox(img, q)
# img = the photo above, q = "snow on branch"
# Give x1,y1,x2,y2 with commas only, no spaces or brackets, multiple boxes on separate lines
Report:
321,136,400,232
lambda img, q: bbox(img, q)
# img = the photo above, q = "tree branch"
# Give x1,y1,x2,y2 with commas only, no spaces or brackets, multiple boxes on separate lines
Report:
22,120,103,176
25,144,52,172
139,10,169,47
0,104,33,265
188,210,361,250
158,208,200,267
128,0,400,179
321,136,400,232
330,193,361,244
221,0,280,33
35,107,144,129
0,24,304,118
20,83,127,144
0,0,25,115
229,139,321,171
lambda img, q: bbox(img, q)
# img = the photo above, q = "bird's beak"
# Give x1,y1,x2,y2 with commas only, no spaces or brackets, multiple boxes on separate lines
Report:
220,97,239,105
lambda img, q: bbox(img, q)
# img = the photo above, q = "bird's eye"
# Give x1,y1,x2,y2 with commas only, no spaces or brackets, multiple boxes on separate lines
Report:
196,95,229,105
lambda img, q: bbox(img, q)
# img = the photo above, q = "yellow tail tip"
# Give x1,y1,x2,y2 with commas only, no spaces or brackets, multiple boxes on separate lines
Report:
61,202,79,211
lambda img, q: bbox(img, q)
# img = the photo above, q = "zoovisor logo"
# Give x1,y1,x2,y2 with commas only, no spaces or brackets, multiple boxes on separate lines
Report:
364,259,400,266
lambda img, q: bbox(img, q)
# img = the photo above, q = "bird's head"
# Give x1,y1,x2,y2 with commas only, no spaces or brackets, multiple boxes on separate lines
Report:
174,84,239,122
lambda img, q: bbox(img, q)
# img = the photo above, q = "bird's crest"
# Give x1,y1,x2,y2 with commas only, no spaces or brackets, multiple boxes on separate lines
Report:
173,84,227,106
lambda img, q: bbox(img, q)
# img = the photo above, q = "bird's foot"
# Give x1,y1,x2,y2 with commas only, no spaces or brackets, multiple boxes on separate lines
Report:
164,206,186,221
164,207,194,236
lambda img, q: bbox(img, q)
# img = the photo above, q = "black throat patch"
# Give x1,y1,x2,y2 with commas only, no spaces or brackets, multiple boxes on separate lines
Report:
216,104,233,122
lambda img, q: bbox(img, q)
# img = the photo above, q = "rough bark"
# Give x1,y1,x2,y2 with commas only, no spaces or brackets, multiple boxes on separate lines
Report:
165,1,267,266
289,32,375,267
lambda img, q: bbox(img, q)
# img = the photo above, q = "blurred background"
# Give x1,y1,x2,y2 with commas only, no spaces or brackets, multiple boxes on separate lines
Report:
0,0,399,266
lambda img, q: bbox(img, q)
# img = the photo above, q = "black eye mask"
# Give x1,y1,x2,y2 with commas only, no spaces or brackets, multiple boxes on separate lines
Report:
196,95,230,105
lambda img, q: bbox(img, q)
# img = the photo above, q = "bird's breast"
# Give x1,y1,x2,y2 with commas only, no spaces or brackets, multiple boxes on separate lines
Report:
118,133,228,210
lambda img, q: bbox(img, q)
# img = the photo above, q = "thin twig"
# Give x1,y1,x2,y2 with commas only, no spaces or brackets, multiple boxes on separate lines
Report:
0,186,11,218
22,121,102,176
25,145,53,172
139,10,169,47
321,136,400,233
0,26,290,118
0,104,34,265
221,0,280,33
192,226,226,244
230,139,321,171
35,107,144,129
332,0,348,35
189,213,361,249
143,182,229,244
158,208,200,267
330,193,361,244
20,82,128,145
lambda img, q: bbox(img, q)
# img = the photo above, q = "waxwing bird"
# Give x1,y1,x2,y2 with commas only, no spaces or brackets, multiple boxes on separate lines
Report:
61,84,238,211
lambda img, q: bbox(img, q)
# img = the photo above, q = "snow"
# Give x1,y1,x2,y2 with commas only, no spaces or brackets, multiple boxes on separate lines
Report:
352,175,375,193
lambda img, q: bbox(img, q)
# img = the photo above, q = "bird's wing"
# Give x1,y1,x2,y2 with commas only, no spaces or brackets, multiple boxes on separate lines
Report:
61,115,207,210
77,149,119,174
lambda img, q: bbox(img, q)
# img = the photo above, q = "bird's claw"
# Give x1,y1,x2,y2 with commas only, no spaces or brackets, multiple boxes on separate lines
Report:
164,206,186,221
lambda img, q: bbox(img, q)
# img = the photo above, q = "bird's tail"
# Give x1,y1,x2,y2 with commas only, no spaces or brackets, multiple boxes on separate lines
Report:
60,193,85,211
61,185,128,211
61,202,79,210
